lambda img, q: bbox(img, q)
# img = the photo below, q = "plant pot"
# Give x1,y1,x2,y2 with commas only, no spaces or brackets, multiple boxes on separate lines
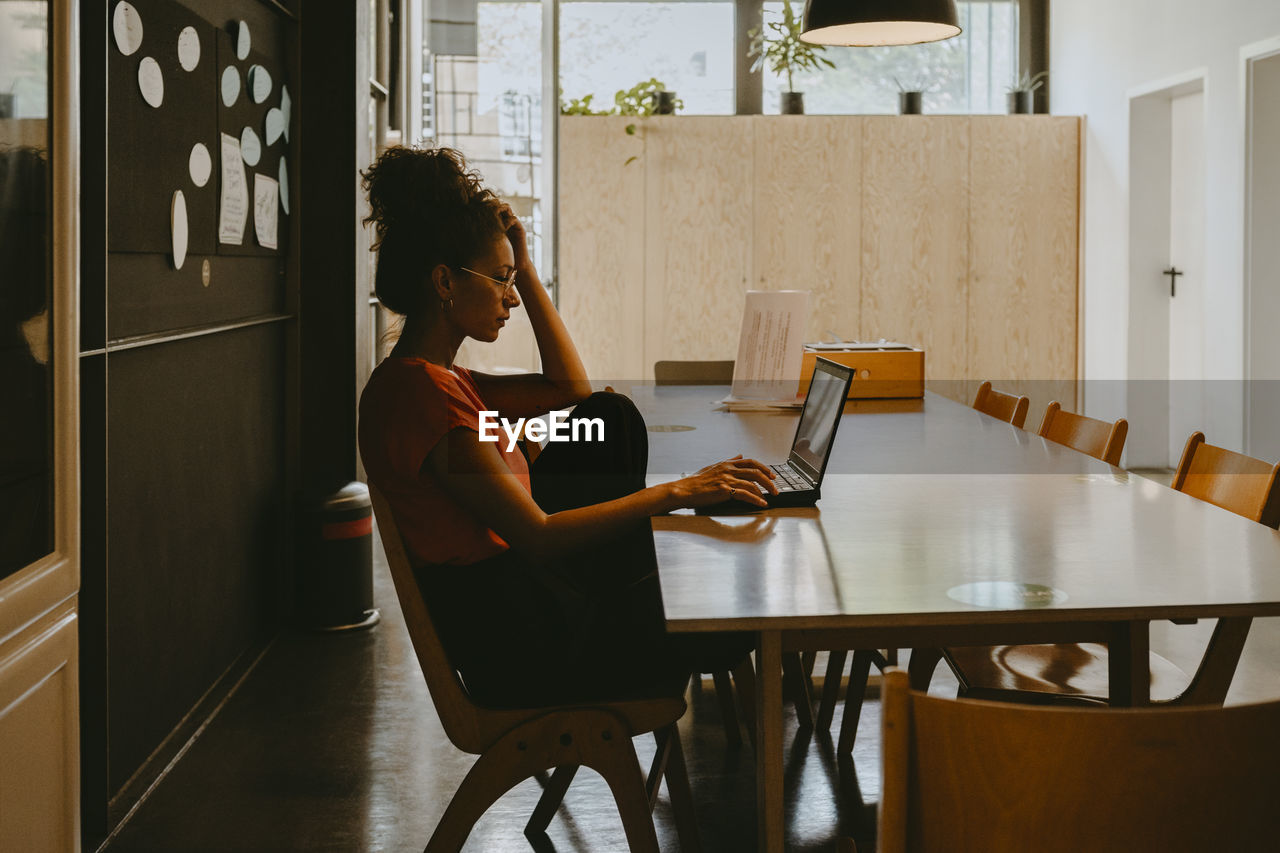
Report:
899,91,923,115
1008,90,1034,114
781,92,805,115
654,91,678,115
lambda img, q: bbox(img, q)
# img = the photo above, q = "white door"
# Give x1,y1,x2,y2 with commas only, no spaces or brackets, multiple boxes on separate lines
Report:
1247,51,1280,463
1167,91,1205,466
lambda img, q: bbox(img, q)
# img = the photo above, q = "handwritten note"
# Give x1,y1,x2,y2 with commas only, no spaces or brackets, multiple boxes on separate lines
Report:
218,133,248,245
253,174,279,250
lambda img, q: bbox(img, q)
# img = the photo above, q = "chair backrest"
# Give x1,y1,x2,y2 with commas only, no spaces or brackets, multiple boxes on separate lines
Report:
368,484,515,753
971,381,1030,429
1036,401,1128,466
1172,432,1280,528
654,360,735,386
877,668,1280,853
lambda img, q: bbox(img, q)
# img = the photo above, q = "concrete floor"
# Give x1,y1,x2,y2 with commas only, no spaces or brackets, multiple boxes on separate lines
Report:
104,500,1280,852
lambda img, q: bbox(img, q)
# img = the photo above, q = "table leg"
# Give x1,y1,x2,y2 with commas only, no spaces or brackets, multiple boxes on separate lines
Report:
756,631,784,853
1108,620,1151,706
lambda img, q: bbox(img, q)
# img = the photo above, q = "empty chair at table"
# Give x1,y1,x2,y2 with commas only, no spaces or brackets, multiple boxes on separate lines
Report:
1035,401,1128,466
971,381,1030,429
872,668,1280,853
929,431,1280,707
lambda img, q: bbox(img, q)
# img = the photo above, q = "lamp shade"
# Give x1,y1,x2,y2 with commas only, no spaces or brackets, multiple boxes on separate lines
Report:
801,0,962,46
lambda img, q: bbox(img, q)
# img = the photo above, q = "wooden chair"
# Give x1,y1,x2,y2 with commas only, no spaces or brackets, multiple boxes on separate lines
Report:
369,486,701,851
654,359,735,386
971,381,1030,429
1036,401,1128,465
875,668,1280,853
930,431,1280,707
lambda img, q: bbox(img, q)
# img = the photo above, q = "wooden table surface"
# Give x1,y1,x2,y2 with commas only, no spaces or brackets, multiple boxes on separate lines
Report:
635,387,1280,852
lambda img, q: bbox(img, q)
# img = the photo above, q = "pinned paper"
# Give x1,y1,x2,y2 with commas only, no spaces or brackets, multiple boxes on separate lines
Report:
171,190,189,269
189,142,211,187
278,157,289,215
253,174,279,250
112,2,143,56
235,20,251,60
240,127,261,166
280,85,291,142
218,132,249,245
138,57,164,108
220,66,240,107
249,65,272,103
177,26,200,71
729,290,811,401
265,108,284,145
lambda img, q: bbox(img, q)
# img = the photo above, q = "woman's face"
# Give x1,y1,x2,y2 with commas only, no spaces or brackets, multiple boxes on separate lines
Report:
448,234,519,342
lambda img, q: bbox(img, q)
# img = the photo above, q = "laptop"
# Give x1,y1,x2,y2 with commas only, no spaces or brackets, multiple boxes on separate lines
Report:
697,357,855,513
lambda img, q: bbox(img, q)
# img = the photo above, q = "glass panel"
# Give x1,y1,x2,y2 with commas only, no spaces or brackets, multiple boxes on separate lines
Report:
0,0,53,579
560,1,736,115
761,0,1019,115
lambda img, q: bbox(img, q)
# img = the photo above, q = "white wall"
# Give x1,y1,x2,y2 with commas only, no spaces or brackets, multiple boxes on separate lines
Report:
1052,0,1280,451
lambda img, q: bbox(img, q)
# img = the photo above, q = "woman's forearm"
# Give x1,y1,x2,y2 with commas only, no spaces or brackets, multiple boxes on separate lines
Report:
515,263,592,401
519,481,681,560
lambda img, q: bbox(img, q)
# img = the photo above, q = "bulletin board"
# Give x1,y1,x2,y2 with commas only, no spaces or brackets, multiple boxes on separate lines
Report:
106,0,292,336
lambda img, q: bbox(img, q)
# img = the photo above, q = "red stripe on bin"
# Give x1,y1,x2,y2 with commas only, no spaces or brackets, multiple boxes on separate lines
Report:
321,517,372,540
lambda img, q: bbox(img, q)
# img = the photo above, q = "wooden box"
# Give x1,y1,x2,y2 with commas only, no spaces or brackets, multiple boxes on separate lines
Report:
799,345,925,399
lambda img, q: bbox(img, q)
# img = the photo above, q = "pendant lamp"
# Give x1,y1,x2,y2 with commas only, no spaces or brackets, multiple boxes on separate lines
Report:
801,0,962,46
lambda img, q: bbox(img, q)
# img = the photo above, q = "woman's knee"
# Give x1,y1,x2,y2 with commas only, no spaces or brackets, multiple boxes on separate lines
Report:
573,391,645,430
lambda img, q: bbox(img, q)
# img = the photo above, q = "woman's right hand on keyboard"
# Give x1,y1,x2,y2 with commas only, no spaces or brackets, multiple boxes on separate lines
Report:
668,455,778,509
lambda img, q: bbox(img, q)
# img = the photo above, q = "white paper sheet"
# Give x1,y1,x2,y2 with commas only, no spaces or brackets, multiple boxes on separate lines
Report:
253,174,279,250
189,142,211,187
280,85,291,142
171,190,188,270
137,56,164,108
177,26,200,71
236,20,251,60
112,2,143,56
218,133,249,245
728,290,810,401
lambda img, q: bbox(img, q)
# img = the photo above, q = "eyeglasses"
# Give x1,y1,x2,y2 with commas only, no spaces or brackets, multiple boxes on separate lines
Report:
460,266,518,296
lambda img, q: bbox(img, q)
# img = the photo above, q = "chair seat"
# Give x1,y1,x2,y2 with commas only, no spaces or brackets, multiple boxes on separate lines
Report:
944,643,1190,704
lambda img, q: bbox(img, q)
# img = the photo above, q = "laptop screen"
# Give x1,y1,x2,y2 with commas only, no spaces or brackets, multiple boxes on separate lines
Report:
789,359,854,480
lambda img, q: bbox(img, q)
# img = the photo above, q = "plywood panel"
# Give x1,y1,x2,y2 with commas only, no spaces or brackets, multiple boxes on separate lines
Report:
752,116,861,344
969,116,1080,420
643,117,756,372
860,117,971,386
557,117,646,384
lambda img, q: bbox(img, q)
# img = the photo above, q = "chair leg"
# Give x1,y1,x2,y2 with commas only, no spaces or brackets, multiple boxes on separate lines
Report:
837,650,874,755
1174,617,1253,706
816,649,848,731
524,764,578,838
783,652,816,729
661,724,703,853
732,657,757,749
582,734,662,852
711,670,743,747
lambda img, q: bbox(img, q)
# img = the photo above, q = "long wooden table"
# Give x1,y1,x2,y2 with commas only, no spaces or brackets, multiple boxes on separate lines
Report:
637,388,1280,852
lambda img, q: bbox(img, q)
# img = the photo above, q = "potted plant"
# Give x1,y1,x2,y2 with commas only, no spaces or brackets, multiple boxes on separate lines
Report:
1008,70,1048,114
895,77,924,115
748,1,835,115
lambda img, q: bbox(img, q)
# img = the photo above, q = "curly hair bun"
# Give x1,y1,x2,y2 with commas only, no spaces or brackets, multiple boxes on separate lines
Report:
361,146,506,316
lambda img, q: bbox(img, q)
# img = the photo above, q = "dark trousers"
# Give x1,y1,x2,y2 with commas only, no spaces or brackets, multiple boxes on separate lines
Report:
422,392,751,708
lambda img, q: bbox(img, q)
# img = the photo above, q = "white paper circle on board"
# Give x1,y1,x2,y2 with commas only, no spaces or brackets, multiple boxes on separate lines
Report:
220,66,240,107
188,142,212,187
177,26,200,71
278,157,289,215
264,108,284,145
249,65,273,104
240,127,261,167
280,85,291,141
138,57,164,108
236,20,251,60
171,190,189,270
112,2,143,56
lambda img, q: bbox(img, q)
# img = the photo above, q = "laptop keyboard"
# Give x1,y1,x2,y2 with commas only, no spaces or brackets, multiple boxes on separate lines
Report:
770,464,809,492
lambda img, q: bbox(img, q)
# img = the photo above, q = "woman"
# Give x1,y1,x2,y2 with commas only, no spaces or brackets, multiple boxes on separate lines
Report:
358,146,774,707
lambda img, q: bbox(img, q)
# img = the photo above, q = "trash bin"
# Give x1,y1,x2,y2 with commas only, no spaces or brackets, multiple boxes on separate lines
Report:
298,481,380,631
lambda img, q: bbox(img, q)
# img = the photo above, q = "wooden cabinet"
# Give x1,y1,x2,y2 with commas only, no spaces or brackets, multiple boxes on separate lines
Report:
559,115,1080,413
